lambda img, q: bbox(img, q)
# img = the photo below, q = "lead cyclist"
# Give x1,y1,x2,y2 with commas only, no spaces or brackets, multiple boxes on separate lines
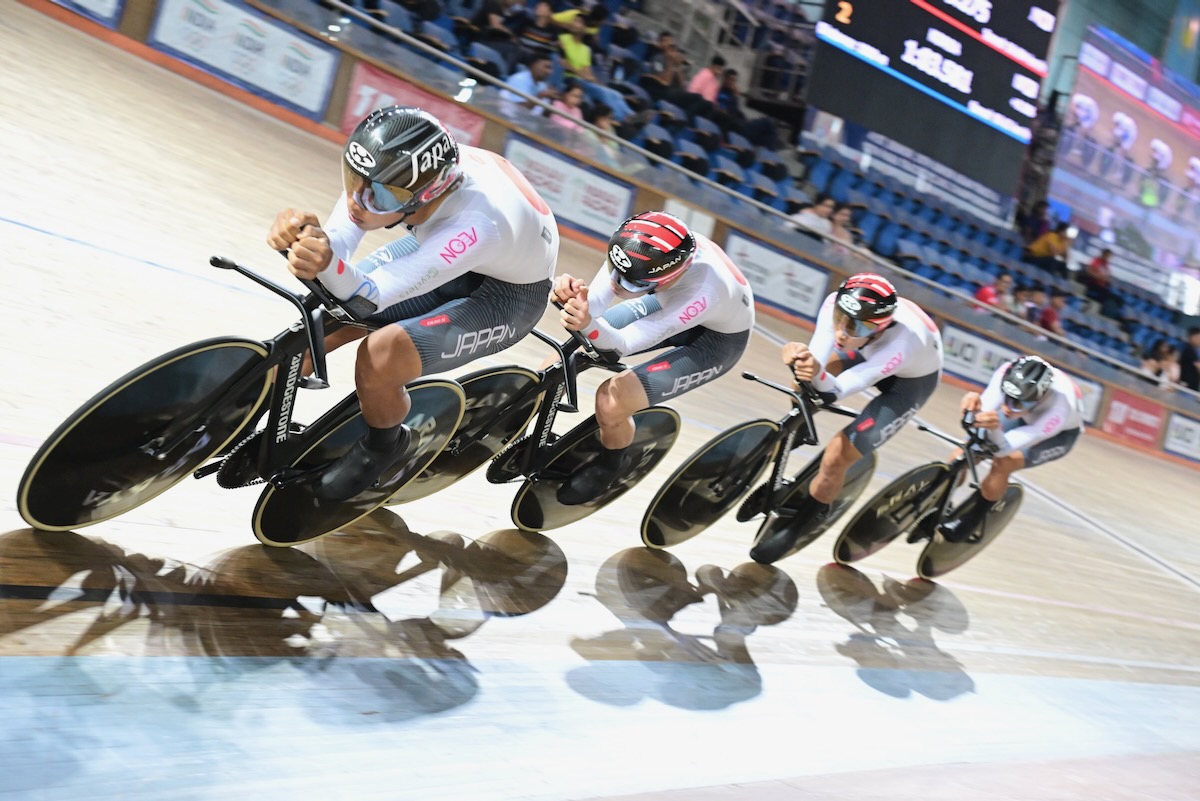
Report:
266,105,558,501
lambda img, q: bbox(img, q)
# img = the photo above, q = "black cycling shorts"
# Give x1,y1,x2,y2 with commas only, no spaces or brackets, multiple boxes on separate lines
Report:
1023,427,1080,466
369,274,551,375
627,327,751,405
844,371,941,456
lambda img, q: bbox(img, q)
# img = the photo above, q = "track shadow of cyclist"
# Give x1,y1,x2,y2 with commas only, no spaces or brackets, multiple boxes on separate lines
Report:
815,563,974,700
0,514,568,723
567,547,798,710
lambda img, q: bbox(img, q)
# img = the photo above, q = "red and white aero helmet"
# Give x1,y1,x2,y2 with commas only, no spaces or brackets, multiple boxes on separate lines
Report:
606,211,697,292
835,273,899,328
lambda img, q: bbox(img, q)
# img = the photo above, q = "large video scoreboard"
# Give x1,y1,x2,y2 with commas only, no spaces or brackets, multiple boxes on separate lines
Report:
805,0,1061,194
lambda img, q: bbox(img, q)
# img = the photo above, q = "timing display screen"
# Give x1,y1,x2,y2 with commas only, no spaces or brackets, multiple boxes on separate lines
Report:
805,0,1060,194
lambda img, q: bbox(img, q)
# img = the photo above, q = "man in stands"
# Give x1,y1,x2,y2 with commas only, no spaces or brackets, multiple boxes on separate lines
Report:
551,211,755,504
1038,288,1069,337
267,106,558,500
941,356,1083,542
1180,327,1200,392
780,274,943,528
974,271,1013,312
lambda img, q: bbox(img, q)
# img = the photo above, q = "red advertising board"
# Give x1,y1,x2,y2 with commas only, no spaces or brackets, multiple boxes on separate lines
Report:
340,62,485,146
1101,388,1165,447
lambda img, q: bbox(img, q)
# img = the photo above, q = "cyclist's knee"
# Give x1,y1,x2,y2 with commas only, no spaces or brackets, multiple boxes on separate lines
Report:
992,452,1024,474
357,327,421,385
821,431,862,472
595,370,647,423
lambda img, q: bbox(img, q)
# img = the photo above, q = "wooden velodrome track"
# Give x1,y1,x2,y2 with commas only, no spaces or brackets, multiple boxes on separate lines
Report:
1,5,1198,800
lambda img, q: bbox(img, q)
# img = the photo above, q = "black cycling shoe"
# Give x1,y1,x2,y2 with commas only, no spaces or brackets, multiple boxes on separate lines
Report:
557,447,631,506
313,426,412,502
937,492,993,544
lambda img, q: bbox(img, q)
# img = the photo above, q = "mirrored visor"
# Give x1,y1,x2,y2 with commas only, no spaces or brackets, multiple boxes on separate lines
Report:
342,159,415,214
833,307,883,338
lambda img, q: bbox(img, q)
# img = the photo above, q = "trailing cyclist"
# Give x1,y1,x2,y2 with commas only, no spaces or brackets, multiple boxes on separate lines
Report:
940,355,1083,542
552,211,755,505
266,105,558,501
781,274,944,525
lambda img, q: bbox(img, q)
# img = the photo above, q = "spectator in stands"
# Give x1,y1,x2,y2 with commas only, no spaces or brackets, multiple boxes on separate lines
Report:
974,271,1014,311
549,82,586,131
499,54,557,113
583,102,621,165
513,1,559,62
1023,284,1047,324
1141,339,1181,387
687,54,726,104
1080,247,1113,303
558,14,597,82
395,0,442,22
1008,282,1030,318
1179,327,1200,392
828,203,856,245
1019,199,1051,245
471,0,525,69
1023,222,1074,277
790,195,835,237
642,32,687,99
1038,287,1069,337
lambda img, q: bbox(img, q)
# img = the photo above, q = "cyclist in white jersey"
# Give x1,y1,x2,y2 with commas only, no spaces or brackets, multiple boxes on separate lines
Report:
782,273,943,523
552,211,755,504
266,105,558,501
939,355,1084,541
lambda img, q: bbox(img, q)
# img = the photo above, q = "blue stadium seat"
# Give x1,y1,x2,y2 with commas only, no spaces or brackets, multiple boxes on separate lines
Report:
673,138,710,176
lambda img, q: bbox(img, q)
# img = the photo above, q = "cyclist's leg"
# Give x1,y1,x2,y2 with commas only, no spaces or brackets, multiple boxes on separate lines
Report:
810,372,940,506
559,329,748,504
317,276,550,499
980,427,1080,500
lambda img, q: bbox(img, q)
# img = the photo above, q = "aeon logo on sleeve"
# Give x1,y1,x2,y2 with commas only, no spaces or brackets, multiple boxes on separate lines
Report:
440,228,479,264
678,297,707,324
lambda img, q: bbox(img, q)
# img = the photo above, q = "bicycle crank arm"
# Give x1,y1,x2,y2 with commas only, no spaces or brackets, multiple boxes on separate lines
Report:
268,464,328,488
193,461,224,480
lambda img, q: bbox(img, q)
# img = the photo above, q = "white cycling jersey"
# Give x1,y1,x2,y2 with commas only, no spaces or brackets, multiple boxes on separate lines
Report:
319,146,558,310
979,362,1085,458
808,293,944,400
578,233,755,354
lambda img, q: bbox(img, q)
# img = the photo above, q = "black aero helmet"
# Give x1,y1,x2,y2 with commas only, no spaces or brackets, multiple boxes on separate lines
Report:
342,106,462,215
606,211,697,292
834,273,898,335
1001,356,1054,412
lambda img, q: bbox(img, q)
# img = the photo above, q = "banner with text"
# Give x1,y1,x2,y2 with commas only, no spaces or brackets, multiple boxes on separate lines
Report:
503,136,633,239
1164,412,1200,462
340,62,485,146
940,324,1020,386
150,0,339,119
723,233,828,321
52,0,124,27
1101,387,1166,448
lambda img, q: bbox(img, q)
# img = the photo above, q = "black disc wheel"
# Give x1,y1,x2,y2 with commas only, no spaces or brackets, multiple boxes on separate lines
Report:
641,420,779,549
253,379,465,547
833,462,951,565
389,366,540,504
750,450,878,564
511,407,681,533
917,484,1023,579
18,338,271,531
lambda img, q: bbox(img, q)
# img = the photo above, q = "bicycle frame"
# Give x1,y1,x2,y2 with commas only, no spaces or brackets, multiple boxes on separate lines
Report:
186,256,375,483
910,416,990,532
739,371,859,501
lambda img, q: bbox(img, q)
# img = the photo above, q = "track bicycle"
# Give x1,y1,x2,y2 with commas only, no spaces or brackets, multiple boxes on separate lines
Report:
376,310,679,533
16,256,465,548
833,413,1024,579
641,371,876,564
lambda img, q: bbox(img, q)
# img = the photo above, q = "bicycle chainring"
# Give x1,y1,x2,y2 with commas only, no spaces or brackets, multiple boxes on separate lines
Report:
215,429,268,488
736,481,770,522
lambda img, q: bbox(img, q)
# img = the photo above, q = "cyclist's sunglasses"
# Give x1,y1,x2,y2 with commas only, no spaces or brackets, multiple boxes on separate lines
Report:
1004,396,1035,414
833,308,884,338
342,160,415,215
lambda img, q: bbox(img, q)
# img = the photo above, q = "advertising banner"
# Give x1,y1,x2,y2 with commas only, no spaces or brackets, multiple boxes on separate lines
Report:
723,233,828,321
1065,372,1105,426
503,136,633,239
940,324,1020,386
150,0,339,119
1164,412,1200,462
1101,387,1166,447
52,0,124,27
340,62,485,146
